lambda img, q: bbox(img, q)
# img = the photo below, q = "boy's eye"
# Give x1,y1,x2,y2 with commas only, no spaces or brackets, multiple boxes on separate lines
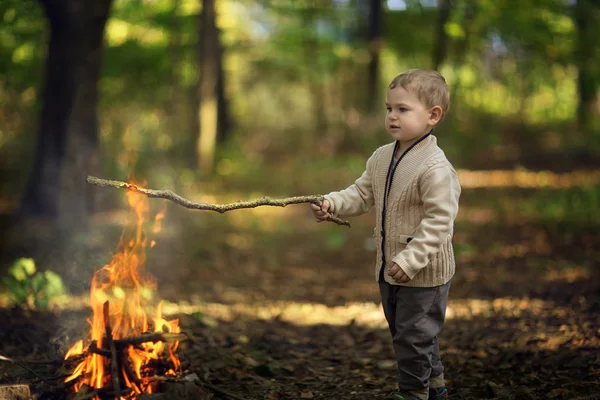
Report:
386,107,391,112
399,108,408,112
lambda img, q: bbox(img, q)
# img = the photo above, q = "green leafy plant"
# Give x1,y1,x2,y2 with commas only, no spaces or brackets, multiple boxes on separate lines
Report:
2,258,68,310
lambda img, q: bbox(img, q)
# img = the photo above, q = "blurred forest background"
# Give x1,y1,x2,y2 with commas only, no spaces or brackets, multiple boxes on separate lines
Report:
0,0,599,306
1,1,600,398
0,0,599,230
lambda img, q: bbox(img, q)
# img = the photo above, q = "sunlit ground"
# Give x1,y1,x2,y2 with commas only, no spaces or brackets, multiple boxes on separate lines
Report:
456,169,600,188
54,265,591,328
1,168,599,398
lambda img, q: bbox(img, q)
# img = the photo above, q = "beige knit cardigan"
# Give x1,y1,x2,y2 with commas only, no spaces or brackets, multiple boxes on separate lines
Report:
325,135,461,287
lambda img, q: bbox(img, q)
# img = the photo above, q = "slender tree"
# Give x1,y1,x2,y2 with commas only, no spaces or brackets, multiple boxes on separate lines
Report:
302,4,327,133
196,0,227,173
574,0,599,135
432,0,452,71
449,0,477,114
366,0,383,112
20,0,113,230
167,0,182,115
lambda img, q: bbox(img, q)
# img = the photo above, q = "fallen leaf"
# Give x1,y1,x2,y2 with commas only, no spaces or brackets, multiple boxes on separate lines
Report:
243,356,259,367
236,335,250,344
254,364,275,377
340,333,355,347
281,365,295,373
548,388,571,398
486,381,501,398
376,360,396,370
264,391,279,400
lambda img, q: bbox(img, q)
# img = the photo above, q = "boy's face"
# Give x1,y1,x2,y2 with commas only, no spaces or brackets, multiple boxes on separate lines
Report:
385,86,442,144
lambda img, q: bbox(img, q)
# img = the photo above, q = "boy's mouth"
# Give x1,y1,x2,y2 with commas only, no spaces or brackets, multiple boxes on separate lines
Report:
389,124,400,129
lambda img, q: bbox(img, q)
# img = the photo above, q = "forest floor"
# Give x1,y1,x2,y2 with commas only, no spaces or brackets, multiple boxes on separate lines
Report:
0,185,599,400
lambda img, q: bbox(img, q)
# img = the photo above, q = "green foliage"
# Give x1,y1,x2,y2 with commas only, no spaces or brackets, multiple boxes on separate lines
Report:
487,184,600,229
526,185,600,227
0,0,45,93
2,258,68,310
384,9,436,66
454,242,477,258
0,0,599,198
189,310,219,327
324,227,349,250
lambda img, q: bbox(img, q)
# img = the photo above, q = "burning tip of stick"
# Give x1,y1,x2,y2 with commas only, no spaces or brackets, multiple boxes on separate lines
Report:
0,354,13,362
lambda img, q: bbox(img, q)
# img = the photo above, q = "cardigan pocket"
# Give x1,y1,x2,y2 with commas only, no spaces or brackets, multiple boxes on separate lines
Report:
398,234,413,245
393,234,413,261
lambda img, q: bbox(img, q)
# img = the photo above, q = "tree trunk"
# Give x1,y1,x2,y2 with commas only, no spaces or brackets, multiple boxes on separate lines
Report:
432,0,452,71
167,0,182,116
366,0,383,112
449,0,477,114
196,0,225,173
216,39,230,145
302,6,327,136
20,0,112,231
575,0,599,135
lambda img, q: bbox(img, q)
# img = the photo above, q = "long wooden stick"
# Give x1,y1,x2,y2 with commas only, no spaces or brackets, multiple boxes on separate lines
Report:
87,176,351,227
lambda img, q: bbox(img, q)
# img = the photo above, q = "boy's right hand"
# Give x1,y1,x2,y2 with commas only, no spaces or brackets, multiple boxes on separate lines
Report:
310,199,331,223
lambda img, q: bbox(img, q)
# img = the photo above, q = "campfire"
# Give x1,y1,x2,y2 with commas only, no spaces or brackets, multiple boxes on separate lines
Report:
55,175,348,399
64,185,185,399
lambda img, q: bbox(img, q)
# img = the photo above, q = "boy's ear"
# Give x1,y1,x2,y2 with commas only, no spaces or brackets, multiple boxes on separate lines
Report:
429,105,443,126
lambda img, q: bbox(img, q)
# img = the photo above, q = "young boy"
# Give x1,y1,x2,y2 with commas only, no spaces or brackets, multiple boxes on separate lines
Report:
311,69,460,400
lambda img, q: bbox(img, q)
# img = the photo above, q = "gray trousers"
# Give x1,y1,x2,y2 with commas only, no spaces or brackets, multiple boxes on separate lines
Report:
378,280,451,391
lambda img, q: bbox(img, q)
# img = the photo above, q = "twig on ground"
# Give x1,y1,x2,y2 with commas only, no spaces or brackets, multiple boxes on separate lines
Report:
0,351,52,384
87,176,351,227
199,377,249,400
0,354,62,365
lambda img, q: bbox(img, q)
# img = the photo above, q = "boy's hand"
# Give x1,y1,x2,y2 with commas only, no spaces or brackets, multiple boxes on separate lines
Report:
310,199,331,223
388,263,411,283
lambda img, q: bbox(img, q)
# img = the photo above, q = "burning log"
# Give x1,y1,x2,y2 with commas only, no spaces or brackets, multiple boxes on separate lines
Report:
103,301,122,399
122,358,143,388
87,341,111,358
79,334,188,360
65,298,186,398
86,332,186,359
86,175,351,227
114,332,188,347
66,328,188,396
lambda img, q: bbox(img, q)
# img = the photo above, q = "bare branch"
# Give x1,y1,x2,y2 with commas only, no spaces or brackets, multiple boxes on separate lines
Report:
87,176,351,227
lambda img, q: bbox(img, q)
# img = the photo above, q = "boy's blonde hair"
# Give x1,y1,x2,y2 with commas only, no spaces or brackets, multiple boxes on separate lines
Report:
389,69,450,116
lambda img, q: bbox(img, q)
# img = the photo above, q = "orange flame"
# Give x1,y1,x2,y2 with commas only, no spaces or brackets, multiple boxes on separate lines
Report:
64,185,179,398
